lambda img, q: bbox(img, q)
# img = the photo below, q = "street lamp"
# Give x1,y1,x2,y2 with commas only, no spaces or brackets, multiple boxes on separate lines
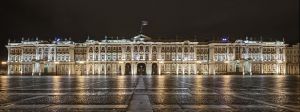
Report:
1,61,7,74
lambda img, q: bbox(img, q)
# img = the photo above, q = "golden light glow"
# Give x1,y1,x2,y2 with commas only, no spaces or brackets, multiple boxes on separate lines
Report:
196,61,202,63
193,76,204,102
0,76,8,103
78,61,85,64
194,76,203,90
52,76,61,92
274,76,287,105
115,76,126,103
76,76,87,103
52,76,62,103
1,61,7,65
0,76,8,91
155,76,166,104
222,75,234,103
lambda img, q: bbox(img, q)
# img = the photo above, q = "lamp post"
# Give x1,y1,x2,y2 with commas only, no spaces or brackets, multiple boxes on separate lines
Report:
0,61,5,74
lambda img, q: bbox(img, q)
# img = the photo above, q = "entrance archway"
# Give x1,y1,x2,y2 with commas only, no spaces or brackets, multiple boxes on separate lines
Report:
236,65,240,72
235,63,243,75
44,66,48,74
125,63,131,75
152,63,158,75
107,65,111,75
137,63,146,75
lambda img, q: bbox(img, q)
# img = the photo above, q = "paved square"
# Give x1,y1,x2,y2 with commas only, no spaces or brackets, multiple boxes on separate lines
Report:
0,75,299,112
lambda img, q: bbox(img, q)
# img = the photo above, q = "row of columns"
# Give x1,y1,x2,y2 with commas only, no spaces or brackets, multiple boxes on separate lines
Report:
7,62,288,75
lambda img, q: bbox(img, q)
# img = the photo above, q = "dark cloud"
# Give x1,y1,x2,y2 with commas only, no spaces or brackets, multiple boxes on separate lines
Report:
0,0,299,59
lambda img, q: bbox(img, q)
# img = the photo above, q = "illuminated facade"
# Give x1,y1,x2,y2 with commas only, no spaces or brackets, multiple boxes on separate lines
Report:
6,35,296,75
286,43,300,75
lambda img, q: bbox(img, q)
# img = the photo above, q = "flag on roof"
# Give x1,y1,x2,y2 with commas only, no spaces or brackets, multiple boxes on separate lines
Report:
142,20,148,26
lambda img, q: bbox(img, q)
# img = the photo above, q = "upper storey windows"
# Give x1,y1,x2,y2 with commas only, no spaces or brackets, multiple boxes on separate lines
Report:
134,46,138,52
89,47,93,52
140,46,143,51
152,46,157,52
126,46,131,52
57,47,69,54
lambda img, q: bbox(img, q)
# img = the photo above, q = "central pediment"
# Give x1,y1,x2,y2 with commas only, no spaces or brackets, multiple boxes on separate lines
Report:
132,34,152,42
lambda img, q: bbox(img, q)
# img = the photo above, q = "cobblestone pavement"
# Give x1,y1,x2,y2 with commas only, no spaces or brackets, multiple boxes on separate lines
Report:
0,75,299,112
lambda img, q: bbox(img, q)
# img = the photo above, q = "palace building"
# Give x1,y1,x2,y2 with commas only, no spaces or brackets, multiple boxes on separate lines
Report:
286,43,300,75
5,34,299,75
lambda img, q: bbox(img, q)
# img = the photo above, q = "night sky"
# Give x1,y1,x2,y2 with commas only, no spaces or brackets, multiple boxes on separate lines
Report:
0,0,299,60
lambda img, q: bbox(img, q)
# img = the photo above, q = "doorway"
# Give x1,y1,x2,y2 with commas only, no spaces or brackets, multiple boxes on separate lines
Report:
125,63,131,75
137,63,146,75
152,63,158,75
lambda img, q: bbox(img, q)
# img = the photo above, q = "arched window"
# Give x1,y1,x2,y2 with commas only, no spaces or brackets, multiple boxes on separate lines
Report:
134,46,138,52
127,46,131,52
152,46,156,52
184,47,188,52
95,47,99,52
89,47,93,52
178,47,182,52
118,47,121,51
140,46,143,51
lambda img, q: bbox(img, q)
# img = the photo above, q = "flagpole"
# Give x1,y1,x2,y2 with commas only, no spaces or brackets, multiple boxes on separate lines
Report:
140,20,148,34
140,24,143,34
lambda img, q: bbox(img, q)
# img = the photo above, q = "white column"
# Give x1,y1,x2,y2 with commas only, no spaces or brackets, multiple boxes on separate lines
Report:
249,62,252,75
133,63,137,75
209,46,215,75
85,64,89,75
146,63,152,75
149,46,152,60
104,45,107,75
242,62,245,75
143,46,146,61
7,47,10,62
226,46,229,61
283,64,286,75
182,64,184,75
32,63,35,75
188,64,191,74
54,47,57,61
131,45,134,61
176,63,178,75
276,63,279,75
233,46,236,61
41,47,44,60
7,65,11,75
121,63,125,75
158,63,161,75
193,64,197,75
131,63,134,75
92,63,95,75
